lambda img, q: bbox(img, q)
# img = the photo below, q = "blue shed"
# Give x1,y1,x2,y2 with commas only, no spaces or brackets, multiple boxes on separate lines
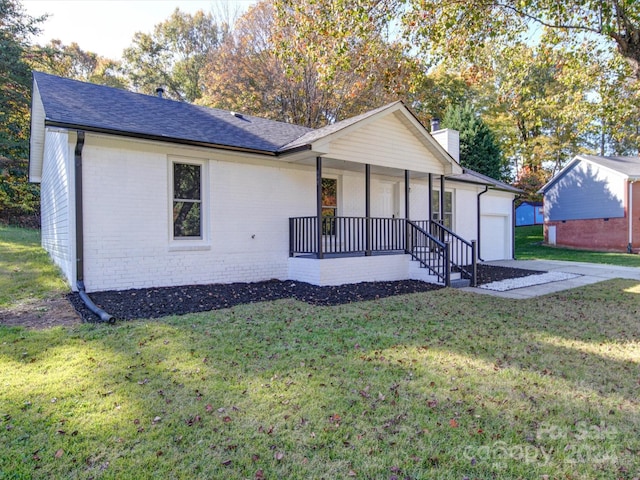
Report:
516,201,543,226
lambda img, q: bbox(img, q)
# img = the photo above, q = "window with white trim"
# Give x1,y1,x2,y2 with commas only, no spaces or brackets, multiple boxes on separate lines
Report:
172,161,202,239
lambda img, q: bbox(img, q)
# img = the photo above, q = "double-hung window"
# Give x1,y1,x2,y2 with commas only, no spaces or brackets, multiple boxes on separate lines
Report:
431,190,453,229
172,161,203,240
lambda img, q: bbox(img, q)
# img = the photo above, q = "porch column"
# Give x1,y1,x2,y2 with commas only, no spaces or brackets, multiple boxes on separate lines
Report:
316,156,323,259
405,170,410,253
428,173,433,225
405,170,410,220
365,164,371,256
440,175,445,224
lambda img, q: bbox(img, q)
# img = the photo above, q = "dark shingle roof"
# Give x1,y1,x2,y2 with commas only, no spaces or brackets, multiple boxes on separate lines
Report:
448,168,521,193
33,72,313,154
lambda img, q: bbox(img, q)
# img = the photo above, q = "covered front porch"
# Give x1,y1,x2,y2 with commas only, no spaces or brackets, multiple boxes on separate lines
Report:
286,157,477,287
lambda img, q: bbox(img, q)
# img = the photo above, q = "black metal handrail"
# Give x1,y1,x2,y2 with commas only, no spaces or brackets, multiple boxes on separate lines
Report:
289,216,406,257
406,221,450,286
414,220,476,286
289,216,476,287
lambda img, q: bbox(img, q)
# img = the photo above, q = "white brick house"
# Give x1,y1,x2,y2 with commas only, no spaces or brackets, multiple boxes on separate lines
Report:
30,72,518,293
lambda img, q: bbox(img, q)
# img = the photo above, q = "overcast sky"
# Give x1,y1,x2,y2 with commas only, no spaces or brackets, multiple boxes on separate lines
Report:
22,0,256,60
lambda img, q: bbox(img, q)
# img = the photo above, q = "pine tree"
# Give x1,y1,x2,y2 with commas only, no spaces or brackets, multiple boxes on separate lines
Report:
441,103,506,181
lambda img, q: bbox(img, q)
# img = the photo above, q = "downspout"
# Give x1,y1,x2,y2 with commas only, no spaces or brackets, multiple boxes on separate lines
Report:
476,186,489,261
512,196,517,259
74,130,115,323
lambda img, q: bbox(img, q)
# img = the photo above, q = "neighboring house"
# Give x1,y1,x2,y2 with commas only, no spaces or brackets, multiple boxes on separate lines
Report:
539,154,640,253
30,72,517,293
515,201,544,226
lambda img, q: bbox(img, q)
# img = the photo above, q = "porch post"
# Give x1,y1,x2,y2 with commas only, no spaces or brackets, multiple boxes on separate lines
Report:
405,169,410,253
365,164,371,256
428,173,433,224
439,175,445,224
316,156,324,259
440,175,446,242
405,170,410,220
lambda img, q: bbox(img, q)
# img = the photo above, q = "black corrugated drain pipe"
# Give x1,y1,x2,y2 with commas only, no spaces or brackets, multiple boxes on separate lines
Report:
74,130,115,324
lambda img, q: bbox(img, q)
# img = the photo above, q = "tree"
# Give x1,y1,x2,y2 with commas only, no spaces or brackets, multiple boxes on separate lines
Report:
0,0,42,225
0,0,42,159
512,164,547,204
202,0,419,127
122,8,225,102
37,40,126,88
441,102,507,180
404,0,640,80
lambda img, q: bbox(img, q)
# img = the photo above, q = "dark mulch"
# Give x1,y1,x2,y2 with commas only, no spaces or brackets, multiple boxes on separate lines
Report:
476,263,544,285
69,264,543,323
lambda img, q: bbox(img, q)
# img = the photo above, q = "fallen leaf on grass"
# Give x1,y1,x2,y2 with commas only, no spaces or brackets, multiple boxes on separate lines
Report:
274,451,284,460
449,419,459,428
54,449,64,458
185,415,202,426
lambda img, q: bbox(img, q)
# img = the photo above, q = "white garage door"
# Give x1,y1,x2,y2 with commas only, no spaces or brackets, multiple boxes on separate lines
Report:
481,215,509,261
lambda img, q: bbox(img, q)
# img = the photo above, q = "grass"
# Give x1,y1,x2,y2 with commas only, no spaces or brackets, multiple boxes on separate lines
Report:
1,227,639,478
516,225,640,267
1,286,639,478
0,225,69,308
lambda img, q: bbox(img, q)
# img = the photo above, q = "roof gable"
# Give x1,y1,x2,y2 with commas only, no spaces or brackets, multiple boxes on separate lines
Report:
540,154,639,194
281,102,462,175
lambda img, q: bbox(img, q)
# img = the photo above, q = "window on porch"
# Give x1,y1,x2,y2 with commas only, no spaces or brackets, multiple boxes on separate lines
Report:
431,190,453,229
322,178,337,235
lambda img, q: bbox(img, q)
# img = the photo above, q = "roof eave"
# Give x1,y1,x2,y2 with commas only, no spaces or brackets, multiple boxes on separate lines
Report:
44,120,280,156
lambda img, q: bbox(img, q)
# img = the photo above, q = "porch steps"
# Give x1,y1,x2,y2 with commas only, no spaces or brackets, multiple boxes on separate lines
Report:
449,277,471,288
408,252,470,288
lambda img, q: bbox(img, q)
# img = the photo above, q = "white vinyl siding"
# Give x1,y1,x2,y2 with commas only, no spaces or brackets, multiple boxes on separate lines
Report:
322,112,447,175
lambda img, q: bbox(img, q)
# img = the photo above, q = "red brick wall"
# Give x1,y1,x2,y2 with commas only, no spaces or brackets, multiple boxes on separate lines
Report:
632,181,640,251
544,181,640,253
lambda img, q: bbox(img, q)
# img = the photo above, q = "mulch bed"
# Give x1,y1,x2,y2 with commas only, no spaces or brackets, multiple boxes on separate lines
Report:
69,264,543,323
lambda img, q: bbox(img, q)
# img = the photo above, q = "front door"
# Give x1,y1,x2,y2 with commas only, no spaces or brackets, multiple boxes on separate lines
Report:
374,180,399,218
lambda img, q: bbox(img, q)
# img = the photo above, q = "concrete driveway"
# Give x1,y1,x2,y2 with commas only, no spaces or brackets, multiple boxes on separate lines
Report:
463,259,640,299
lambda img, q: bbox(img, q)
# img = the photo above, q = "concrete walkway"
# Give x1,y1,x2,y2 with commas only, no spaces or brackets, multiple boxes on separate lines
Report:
461,259,640,299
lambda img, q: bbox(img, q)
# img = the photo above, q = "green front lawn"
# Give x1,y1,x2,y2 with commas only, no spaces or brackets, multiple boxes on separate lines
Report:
515,225,640,267
0,225,69,308
2,283,640,478
2,226,639,478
